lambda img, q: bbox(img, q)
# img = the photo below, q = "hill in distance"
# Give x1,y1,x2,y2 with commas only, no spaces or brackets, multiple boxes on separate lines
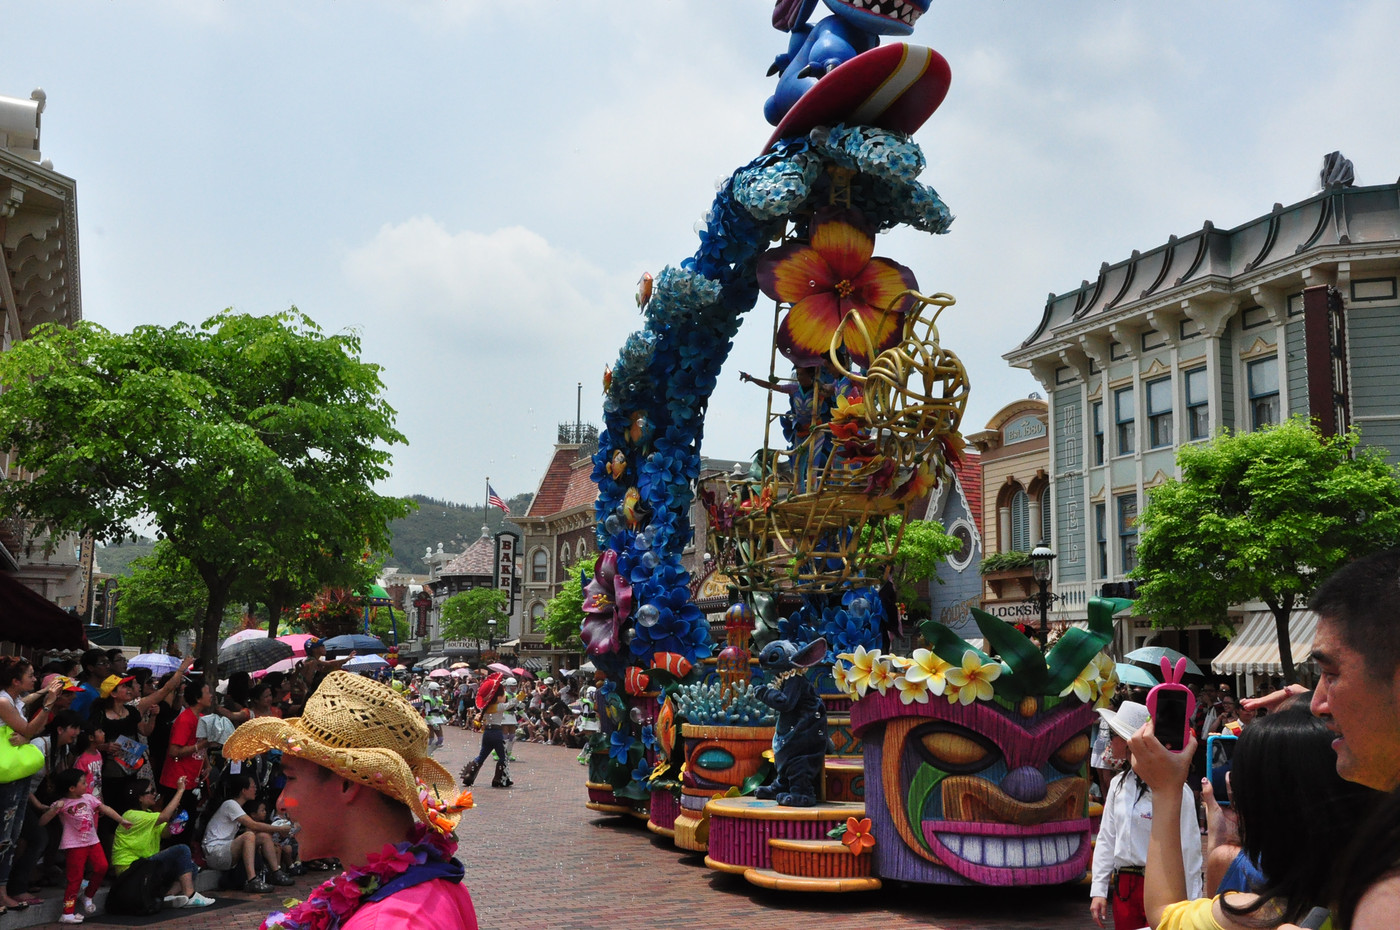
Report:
387,493,535,575
95,537,157,577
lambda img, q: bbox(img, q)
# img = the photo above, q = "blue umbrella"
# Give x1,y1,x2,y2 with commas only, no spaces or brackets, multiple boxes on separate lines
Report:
344,654,389,671
322,633,386,656
1124,646,1204,677
128,653,181,675
1115,662,1160,689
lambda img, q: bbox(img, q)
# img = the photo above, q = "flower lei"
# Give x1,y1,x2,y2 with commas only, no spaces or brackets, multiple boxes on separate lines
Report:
260,824,458,930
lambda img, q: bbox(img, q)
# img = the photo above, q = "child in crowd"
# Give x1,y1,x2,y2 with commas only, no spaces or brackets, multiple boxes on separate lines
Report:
73,725,104,803
40,768,132,924
113,778,212,909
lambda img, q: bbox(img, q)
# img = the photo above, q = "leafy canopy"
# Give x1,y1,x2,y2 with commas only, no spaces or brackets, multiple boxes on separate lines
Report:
0,310,413,671
541,553,595,651
860,515,961,619
1132,417,1400,681
115,540,208,651
439,587,508,642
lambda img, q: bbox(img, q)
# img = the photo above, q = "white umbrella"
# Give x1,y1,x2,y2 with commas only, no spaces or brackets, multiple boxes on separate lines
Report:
221,628,270,649
344,654,389,671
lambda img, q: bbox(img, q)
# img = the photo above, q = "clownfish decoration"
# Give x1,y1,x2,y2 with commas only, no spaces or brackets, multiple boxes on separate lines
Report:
624,667,651,695
651,652,692,679
606,449,628,481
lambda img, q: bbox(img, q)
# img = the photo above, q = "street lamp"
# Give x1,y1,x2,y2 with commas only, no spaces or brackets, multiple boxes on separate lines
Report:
487,617,498,656
1028,542,1058,650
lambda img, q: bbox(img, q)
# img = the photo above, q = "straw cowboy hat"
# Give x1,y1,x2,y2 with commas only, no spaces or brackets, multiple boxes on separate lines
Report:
224,671,464,832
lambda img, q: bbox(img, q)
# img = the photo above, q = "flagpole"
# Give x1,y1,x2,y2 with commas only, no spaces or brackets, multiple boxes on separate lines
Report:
484,477,490,532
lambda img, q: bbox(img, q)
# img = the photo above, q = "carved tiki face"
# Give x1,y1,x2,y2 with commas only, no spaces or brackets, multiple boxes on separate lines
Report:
851,690,1094,886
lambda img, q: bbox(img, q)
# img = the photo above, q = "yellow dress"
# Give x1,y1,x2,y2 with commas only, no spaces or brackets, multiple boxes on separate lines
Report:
1156,898,1223,930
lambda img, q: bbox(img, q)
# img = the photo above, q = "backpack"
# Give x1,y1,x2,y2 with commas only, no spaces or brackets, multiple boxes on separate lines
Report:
105,858,166,916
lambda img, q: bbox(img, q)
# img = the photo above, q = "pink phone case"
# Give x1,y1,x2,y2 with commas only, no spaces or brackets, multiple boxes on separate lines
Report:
1145,657,1196,752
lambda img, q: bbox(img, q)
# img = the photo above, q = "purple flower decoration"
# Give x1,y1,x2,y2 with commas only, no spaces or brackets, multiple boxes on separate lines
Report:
582,549,633,656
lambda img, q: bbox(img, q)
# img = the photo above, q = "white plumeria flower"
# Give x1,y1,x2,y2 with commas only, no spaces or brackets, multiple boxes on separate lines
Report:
868,656,899,696
944,651,1002,705
843,646,879,698
895,673,931,705
903,648,952,696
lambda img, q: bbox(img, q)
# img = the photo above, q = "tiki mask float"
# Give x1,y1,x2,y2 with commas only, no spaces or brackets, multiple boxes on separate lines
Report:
841,597,1129,886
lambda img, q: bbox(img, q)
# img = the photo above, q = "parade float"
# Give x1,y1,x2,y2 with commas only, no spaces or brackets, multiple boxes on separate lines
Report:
580,0,1122,893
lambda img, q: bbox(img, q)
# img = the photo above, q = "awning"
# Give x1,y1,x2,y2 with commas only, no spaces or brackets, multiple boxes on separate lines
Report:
499,639,521,649
417,656,449,671
0,572,87,649
1211,610,1319,676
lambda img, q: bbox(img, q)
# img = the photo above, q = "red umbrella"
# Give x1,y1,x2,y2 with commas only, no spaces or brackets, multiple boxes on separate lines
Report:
487,662,513,677
512,667,537,681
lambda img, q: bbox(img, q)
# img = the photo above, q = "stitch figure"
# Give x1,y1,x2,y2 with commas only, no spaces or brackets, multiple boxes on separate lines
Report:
766,0,931,126
755,637,829,807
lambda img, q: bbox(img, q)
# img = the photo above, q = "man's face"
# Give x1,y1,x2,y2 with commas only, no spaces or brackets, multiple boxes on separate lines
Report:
278,756,339,860
196,685,213,712
1311,615,1400,790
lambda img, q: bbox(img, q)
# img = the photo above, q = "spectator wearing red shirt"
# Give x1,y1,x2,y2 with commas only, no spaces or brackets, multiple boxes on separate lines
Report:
160,681,211,802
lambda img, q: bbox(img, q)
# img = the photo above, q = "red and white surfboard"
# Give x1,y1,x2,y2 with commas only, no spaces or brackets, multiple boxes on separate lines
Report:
764,43,952,152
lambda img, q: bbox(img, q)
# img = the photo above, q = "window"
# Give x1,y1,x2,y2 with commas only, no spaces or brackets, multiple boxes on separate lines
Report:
1110,340,1130,361
1115,387,1136,456
529,602,544,632
1185,367,1209,441
1009,489,1031,553
1118,494,1139,573
947,520,975,571
1240,306,1270,330
560,543,571,566
1180,317,1203,341
1146,377,1173,448
1039,489,1051,545
1142,330,1168,352
1095,502,1108,578
1092,402,1104,466
531,549,548,583
1055,366,1075,385
1248,357,1279,429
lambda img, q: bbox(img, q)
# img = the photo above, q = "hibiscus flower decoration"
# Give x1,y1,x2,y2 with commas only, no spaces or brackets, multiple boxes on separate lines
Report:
840,816,876,855
758,208,918,367
581,550,633,656
944,650,1003,705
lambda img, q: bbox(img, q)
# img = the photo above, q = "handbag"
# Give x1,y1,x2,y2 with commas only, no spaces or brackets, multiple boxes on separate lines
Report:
0,726,44,783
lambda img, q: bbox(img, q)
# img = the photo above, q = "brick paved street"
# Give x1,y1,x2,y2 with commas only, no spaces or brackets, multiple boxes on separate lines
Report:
34,726,1094,930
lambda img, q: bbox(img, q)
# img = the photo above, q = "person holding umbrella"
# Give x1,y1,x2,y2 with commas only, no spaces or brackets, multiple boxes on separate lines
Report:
296,639,357,696
460,674,510,789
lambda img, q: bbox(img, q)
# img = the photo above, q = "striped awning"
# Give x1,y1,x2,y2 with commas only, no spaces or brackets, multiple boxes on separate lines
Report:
1211,610,1319,676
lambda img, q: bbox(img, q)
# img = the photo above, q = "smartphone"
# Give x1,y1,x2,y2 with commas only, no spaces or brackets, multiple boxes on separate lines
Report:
1206,734,1236,806
1298,907,1330,930
1152,688,1191,752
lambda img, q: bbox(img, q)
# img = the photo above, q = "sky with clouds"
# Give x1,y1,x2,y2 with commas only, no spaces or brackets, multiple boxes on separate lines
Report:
7,1,1399,507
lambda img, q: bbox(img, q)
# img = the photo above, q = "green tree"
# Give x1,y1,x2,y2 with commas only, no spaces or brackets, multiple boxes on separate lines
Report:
439,588,508,643
0,310,413,672
540,554,594,651
115,541,208,651
1132,417,1400,682
861,516,961,620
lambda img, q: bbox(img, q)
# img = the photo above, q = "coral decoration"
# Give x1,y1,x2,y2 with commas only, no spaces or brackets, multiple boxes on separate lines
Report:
581,550,634,656
758,207,918,367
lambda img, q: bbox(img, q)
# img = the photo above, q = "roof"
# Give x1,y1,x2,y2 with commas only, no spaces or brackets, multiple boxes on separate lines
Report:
1010,180,1400,358
439,530,495,578
950,447,983,538
525,444,596,519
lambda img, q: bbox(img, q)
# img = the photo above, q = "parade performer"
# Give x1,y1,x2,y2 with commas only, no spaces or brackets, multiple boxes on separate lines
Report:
460,673,511,789
223,671,476,930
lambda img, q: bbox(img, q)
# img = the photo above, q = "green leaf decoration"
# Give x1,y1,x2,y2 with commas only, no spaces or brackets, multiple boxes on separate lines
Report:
739,760,775,796
907,764,946,855
1045,597,1130,694
970,607,1045,701
827,822,849,840
917,618,993,667
614,778,650,801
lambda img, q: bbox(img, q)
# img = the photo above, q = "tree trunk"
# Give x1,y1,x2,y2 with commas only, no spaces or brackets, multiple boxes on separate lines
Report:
265,597,287,640
197,571,234,676
1264,595,1297,684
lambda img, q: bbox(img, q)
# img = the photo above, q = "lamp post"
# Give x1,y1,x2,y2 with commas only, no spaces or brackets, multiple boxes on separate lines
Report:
1028,541,1058,650
487,617,498,656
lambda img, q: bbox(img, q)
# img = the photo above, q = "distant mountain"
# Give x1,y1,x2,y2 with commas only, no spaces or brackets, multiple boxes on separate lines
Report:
93,494,536,580
385,493,535,575
95,537,156,577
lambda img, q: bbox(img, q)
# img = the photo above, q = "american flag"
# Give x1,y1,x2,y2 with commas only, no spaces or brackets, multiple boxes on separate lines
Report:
487,484,510,515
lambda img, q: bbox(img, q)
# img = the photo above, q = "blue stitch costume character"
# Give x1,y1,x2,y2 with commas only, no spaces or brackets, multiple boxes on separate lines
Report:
755,637,830,807
766,0,932,126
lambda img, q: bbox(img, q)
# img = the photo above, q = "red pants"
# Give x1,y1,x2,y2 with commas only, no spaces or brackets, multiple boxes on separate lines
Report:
1111,870,1147,930
64,842,108,914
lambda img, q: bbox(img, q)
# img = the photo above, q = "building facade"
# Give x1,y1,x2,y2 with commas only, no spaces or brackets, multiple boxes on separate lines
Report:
1005,166,1400,662
0,89,90,628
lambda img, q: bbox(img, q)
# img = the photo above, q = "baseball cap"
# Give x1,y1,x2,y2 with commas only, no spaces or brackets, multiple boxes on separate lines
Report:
99,675,135,698
41,674,84,693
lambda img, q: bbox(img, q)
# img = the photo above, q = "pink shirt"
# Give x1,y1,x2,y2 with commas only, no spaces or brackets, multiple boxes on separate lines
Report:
53,793,101,849
342,879,477,930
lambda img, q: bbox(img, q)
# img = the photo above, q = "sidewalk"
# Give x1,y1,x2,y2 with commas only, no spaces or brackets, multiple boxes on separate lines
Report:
29,726,1092,929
